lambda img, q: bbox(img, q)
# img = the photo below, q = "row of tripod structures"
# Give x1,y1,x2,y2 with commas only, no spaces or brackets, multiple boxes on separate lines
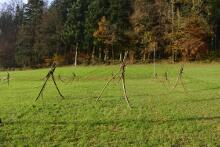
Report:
0,52,186,109
34,61,186,109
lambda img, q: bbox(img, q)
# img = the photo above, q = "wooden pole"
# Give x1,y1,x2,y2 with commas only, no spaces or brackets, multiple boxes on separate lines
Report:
7,72,9,86
35,75,50,101
164,72,168,81
120,63,131,108
51,74,65,99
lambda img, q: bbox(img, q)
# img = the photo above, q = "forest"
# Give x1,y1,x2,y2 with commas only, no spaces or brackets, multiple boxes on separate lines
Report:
2,1,220,145
0,0,220,68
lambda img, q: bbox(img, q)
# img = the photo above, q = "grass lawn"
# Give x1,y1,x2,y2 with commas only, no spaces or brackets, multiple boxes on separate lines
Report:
1,63,220,146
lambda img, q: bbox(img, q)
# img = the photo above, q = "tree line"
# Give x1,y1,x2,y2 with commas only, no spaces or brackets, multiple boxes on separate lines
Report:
0,0,220,68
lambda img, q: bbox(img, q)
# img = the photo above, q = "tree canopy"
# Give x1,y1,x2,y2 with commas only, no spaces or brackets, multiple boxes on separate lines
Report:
0,0,219,67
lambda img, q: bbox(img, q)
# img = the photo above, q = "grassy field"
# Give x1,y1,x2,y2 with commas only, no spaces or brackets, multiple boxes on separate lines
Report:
1,63,220,146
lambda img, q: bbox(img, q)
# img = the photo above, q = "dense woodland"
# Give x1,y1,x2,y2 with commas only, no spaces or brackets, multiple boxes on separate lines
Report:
0,0,220,68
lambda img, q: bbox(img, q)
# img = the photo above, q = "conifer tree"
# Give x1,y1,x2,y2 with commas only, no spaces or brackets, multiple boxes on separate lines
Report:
15,0,44,66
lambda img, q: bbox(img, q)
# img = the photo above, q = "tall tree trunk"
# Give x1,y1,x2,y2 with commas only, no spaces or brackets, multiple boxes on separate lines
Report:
91,47,95,64
171,0,175,63
99,48,102,62
171,0,174,33
142,48,147,63
143,53,146,63
129,50,135,64
104,48,109,63
153,46,156,78
177,7,181,29
74,43,78,67
119,52,122,62
111,44,114,64
192,0,195,12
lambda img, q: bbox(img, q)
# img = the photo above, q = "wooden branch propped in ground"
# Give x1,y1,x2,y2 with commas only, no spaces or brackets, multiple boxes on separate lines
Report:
35,62,64,101
171,64,187,93
96,51,131,108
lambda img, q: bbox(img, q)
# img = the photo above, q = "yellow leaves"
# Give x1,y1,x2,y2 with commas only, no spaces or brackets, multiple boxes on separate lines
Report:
142,31,156,46
52,54,65,65
93,16,115,45
93,16,107,39
98,16,107,32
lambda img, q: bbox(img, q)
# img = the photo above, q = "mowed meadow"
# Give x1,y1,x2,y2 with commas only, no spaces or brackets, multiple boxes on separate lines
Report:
1,64,220,146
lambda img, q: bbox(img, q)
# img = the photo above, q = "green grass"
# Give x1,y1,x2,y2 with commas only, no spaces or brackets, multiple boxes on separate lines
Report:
1,63,220,146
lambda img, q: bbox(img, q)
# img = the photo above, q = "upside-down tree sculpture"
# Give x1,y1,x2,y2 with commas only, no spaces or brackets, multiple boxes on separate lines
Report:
96,51,131,108
171,64,187,93
35,62,64,101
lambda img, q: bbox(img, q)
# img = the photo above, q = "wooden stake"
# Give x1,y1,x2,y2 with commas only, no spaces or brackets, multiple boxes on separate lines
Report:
35,73,51,101
1,72,11,86
120,62,131,108
164,72,168,81
0,118,2,126
7,72,10,86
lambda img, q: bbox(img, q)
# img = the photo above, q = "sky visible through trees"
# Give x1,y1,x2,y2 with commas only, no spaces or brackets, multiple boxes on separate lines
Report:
0,0,27,3
0,0,53,4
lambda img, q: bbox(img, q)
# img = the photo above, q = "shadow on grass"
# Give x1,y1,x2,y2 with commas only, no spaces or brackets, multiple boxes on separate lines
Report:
189,86,220,93
187,97,220,103
4,116,220,127
145,86,220,98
